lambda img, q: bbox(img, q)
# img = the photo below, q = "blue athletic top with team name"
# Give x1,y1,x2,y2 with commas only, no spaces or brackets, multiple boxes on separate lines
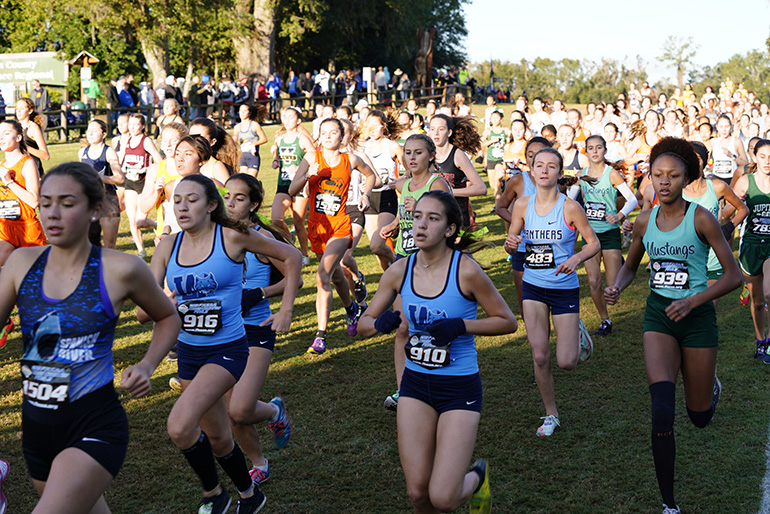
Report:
17,245,118,417
522,193,578,289
166,225,246,345
242,226,272,326
516,172,537,255
580,165,619,233
643,202,709,299
682,180,721,272
400,250,478,376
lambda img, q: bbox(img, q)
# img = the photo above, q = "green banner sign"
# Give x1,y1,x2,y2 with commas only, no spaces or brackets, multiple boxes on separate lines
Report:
0,52,68,86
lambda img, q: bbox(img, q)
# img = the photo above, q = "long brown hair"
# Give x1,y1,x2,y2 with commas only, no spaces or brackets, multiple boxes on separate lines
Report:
177,174,248,232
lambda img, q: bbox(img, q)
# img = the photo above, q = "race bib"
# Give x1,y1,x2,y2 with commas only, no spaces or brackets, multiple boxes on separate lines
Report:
712,159,734,179
491,147,504,159
525,243,555,269
752,217,770,236
404,332,450,369
20,360,71,408
178,299,223,335
279,166,297,183
314,192,342,215
240,142,252,153
650,260,689,290
0,198,21,220
124,168,145,182
585,202,607,222
563,169,577,178
401,227,416,253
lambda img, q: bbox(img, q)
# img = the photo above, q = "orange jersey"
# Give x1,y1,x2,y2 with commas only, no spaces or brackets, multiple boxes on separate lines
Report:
0,156,38,222
308,152,352,253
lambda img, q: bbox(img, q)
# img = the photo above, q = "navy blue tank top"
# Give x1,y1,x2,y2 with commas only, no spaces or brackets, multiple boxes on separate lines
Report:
17,246,118,419
81,144,117,194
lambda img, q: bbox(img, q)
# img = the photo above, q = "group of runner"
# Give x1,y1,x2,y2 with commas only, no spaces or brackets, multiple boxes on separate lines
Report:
0,79,768,513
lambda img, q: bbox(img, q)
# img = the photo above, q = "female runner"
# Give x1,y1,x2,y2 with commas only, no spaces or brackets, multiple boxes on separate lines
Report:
154,98,185,138
270,106,315,266
430,114,486,228
495,137,551,314
233,104,268,177
0,119,47,346
0,162,180,514
731,139,770,358
189,118,239,181
378,134,451,410
580,135,638,335
15,98,49,176
605,137,741,514
626,111,662,188
359,190,518,514
121,113,162,256
480,108,508,206
289,118,376,354
144,174,301,514
362,110,403,271
710,115,748,186
223,174,297,485
78,119,124,248
505,148,599,437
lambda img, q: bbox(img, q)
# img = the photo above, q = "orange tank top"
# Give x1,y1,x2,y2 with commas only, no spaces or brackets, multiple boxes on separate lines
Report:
309,152,351,222
0,156,38,222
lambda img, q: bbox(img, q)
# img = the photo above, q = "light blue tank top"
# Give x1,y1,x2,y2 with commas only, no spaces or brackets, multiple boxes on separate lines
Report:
242,226,272,326
522,194,578,289
401,250,478,376
516,172,537,255
580,165,619,233
643,203,709,299
682,180,720,272
166,225,246,345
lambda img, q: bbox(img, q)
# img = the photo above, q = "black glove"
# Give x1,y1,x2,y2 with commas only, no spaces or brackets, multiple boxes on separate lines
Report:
720,221,735,240
374,310,402,334
425,318,466,346
241,287,266,315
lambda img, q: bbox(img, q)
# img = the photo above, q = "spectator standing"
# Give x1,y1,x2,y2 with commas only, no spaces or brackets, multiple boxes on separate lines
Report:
126,75,140,105
374,66,388,102
300,71,314,110
0,90,6,120
316,68,331,100
287,70,299,106
218,74,237,124
86,78,102,111
30,79,50,130
107,78,120,131
188,76,202,119
118,77,135,111
266,72,282,118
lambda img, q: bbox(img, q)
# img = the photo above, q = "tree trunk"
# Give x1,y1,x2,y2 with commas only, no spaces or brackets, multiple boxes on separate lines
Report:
140,35,169,86
232,0,276,80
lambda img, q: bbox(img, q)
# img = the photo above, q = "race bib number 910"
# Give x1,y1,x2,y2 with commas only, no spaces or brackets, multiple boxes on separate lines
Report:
405,332,450,369
650,260,689,290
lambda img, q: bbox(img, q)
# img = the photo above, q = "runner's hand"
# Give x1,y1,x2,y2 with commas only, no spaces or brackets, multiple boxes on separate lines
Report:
425,318,466,346
604,286,620,305
665,298,693,322
555,255,580,276
374,310,402,334
121,364,152,398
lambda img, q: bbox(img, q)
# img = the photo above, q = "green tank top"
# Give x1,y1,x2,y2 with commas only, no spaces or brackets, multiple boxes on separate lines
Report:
743,173,770,243
683,179,720,272
277,134,305,186
396,175,439,256
579,165,618,233
643,202,709,299
485,128,507,162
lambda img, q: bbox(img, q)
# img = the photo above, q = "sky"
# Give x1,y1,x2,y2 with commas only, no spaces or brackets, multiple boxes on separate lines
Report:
463,0,770,86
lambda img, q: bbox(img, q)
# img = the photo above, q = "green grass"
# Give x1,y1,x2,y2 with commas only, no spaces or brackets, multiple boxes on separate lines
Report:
1,107,769,513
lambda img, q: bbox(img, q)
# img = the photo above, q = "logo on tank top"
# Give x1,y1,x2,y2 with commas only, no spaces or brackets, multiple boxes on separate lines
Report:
645,241,697,260
172,272,219,299
406,304,447,328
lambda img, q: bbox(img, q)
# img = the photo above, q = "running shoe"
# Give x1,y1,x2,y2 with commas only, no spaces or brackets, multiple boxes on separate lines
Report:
711,375,722,418
469,459,491,514
763,345,770,365
621,230,632,249
347,302,365,337
505,254,512,262
301,255,310,266
0,458,9,514
756,340,768,360
197,486,231,514
249,460,270,485
354,271,368,304
661,504,680,514
165,350,178,362
268,397,292,449
740,284,750,306
383,390,399,411
137,250,147,258
236,488,266,514
169,377,182,391
0,319,13,350
306,337,326,355
593,319,612,337
536,415,560,437
579,319,593,362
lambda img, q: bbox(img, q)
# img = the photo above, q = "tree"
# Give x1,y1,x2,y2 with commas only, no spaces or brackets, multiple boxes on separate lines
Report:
659,36,698,90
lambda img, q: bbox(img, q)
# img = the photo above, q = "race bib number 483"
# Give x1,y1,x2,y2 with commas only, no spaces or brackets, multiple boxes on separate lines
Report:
650,260,689,290
525,243,555,269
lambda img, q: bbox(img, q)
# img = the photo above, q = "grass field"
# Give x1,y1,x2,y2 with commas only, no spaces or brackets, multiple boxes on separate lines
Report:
1,106,769,513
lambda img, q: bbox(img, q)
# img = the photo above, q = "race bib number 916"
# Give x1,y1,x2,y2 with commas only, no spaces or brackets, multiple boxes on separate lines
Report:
178,299,223,335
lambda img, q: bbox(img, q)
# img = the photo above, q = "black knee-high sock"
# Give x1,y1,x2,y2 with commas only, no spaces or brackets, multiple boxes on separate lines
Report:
182,431,219,492
216,442,253,493
650,381,676,507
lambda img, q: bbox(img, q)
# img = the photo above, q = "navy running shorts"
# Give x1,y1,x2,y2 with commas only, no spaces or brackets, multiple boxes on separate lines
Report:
245,324,276,351
399,368,482,414
522,281,580,315
177,337,249,381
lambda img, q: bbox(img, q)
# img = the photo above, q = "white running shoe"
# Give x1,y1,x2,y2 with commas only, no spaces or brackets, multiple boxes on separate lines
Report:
536,415,560,437
662,504,680,514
